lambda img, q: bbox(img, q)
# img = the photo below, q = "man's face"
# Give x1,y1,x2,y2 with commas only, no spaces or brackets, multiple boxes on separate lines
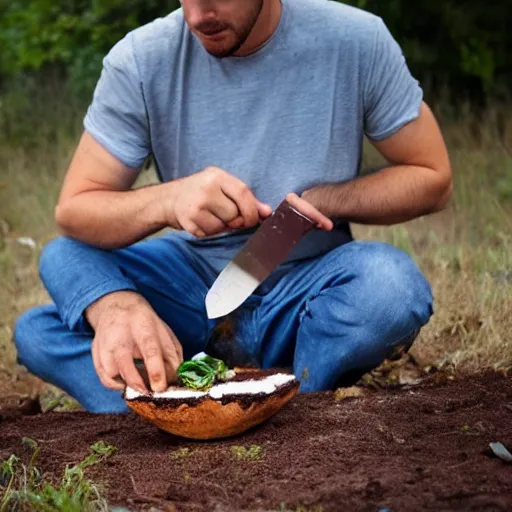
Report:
180,0,264,58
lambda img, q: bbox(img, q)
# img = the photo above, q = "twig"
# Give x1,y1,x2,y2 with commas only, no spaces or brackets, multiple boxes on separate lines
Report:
448,459,478,469
130,475,140,494
37,436,77,445
201,481,230,501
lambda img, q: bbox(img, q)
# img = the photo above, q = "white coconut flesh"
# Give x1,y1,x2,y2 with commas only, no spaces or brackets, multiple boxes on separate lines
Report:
125,373,296,401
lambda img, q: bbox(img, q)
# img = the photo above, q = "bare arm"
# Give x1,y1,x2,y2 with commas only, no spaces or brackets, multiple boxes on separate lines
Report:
55,131,275,248
301,102,453,225
55,131,172,248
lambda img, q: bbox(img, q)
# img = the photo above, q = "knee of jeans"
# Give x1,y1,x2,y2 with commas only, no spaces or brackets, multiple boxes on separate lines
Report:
14,307,50,367
352,242,433,327
304,243,434,338
39,236,80,288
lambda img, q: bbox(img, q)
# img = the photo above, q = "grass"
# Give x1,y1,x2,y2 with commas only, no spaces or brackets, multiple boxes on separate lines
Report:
0,83,511,407
231,445,265,461
169,448,191,459
354,101,512,374
0,438,116,511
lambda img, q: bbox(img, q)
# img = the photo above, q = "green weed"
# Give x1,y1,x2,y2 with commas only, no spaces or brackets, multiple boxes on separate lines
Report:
231,445,264,461
169,448,191,460
0,439,116,512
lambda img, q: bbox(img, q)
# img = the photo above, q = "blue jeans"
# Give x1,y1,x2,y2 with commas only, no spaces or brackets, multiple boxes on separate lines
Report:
14,234,433,414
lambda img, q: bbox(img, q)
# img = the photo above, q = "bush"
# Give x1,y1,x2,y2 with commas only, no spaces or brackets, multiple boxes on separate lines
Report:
343,0,511,100
0,0,510,101
0,0,181,95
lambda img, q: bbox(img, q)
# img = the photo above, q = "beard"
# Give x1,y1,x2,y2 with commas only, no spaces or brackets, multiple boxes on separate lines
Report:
195,0,264,58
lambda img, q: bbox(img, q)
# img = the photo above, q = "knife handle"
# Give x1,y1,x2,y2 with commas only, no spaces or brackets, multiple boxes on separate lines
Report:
275,200,317,236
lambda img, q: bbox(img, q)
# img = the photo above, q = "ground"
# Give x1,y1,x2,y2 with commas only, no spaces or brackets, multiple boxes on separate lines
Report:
1,371,511,511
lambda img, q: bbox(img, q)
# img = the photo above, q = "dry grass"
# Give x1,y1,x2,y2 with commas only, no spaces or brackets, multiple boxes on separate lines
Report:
356,103,512,372
0,90,511,403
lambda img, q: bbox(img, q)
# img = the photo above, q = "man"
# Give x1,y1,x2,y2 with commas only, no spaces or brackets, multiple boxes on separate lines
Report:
14,0,451,414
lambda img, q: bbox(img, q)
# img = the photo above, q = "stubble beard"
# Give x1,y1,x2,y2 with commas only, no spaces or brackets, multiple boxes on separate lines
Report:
205,0,264,58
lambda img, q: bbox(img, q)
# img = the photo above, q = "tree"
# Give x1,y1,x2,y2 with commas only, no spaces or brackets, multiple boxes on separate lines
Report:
0,0,510,100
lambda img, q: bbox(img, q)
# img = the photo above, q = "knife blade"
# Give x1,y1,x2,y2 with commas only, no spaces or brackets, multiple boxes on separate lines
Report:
205,199,316,319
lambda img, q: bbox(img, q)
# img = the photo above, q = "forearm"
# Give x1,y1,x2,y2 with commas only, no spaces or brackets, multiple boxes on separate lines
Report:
302,164,452,225
55,182,173,249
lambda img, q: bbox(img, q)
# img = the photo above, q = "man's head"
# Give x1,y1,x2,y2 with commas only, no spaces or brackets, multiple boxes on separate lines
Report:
180,0,265,58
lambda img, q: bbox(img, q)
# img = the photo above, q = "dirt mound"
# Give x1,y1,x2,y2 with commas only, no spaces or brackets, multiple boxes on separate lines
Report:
1,372,511,511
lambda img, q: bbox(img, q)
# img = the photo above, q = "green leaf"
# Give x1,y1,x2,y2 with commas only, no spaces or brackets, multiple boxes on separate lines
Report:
177,360,216,390
177,354,234,390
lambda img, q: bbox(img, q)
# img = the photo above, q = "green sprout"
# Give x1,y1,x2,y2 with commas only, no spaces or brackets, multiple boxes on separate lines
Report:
231,445,264,461
169,448,191,460
177,359,216,390
177,353,235,390
0,439,116,512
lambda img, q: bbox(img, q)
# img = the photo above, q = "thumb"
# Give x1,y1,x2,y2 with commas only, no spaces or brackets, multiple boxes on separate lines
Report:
257,202,273,219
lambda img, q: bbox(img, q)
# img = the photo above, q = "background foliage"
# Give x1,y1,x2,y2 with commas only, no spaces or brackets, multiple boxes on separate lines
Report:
0,0,510,101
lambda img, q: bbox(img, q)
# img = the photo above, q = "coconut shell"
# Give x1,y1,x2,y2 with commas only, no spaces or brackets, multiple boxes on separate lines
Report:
124,370,299,440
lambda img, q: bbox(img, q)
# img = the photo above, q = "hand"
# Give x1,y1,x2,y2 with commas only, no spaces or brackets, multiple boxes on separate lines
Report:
286,193,334,231
87,291,183,393
168,167,272,237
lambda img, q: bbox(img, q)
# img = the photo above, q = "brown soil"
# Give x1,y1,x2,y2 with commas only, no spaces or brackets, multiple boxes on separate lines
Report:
1,371,511,512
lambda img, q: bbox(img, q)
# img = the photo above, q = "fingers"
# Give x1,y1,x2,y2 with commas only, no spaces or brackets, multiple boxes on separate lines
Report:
113,341,148,393
208,196,240,225
210,194,271,227
178,218,206,238
193,211,230,236
216,170,272,226
181,212,225,238
227,216,245,230
92,319,181,395
257,202,273,220
221,179,261,228
90,297,183,396
286,193,334,231
92,337,125,391
176,168,273,235
227,204,271,229
180,210,240,237
135,324,168,393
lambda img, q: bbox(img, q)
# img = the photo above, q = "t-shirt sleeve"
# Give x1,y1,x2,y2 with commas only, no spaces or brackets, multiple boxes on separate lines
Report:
363,18,423,141
83,34,150,169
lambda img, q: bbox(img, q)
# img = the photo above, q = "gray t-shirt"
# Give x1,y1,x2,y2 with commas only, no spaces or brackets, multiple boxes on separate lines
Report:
84,0,423,273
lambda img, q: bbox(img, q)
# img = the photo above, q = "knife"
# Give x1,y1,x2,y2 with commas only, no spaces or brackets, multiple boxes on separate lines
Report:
205,199,316,319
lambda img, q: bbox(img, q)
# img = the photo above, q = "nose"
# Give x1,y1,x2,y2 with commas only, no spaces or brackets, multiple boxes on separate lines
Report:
185,0,218,27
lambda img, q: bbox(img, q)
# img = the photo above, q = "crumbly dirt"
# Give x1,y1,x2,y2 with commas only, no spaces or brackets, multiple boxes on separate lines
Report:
1,371,511,511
